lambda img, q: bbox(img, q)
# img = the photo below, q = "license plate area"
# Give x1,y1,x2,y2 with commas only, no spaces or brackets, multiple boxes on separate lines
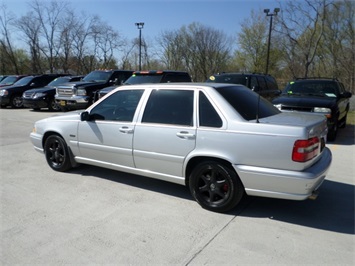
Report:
60,100,66,106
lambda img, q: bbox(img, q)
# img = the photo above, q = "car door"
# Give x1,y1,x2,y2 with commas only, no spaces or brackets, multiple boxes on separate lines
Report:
133,88,196,178
77,89,144,168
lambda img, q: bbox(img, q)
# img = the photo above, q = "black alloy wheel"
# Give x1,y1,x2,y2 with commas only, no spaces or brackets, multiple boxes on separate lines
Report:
44,135,72,172
189,161,244,212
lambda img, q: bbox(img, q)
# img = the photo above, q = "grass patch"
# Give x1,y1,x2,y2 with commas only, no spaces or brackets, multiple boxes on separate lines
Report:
347,111,355,125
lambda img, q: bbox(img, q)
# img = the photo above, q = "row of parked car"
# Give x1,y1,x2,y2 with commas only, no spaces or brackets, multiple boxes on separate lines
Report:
0,70,352,141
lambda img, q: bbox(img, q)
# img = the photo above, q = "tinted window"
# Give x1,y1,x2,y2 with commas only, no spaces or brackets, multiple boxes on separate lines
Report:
283,81,338,97
265,76,278,90
199,92,222,127
124,74,163,84
90,90,144,121
14,76,33,86
142,89,193,126
256,76,267,90
83,71,112,82
207,75,247,86
161,74,191,83
215,85,280,120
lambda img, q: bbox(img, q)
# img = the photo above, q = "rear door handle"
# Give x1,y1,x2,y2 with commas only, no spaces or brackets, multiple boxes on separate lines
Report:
176,131,195,139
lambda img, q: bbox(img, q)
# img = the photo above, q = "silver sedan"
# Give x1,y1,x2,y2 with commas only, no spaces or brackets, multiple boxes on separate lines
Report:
30,83,332,212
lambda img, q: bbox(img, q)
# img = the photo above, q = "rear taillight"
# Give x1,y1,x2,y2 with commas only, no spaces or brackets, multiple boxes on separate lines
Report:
292,137,320,162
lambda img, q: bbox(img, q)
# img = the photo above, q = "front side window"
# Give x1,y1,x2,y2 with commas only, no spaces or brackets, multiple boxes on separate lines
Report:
142,89,194,126
89,89,144,121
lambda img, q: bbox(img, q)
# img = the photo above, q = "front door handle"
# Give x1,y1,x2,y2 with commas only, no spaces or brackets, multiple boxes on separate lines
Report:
119,126,134,134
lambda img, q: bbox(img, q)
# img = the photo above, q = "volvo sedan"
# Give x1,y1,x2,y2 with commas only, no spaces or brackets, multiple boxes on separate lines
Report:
30,83,332,212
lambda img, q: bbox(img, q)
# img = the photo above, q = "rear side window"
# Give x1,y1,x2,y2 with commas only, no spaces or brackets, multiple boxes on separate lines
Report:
142,89,194,126
215,85,280,120
199,92,222,128
265,76,278,90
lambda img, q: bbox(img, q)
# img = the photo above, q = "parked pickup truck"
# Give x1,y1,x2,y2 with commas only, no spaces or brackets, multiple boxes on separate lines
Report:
55,69,133,111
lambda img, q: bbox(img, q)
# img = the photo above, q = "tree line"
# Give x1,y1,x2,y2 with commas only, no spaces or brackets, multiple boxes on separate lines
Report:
0,0,354,92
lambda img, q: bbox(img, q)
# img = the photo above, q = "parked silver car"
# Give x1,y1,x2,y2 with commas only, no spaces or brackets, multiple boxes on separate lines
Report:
30,83,332,212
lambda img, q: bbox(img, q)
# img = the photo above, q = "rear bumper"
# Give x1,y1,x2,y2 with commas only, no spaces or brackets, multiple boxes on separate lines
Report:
234,147,332,200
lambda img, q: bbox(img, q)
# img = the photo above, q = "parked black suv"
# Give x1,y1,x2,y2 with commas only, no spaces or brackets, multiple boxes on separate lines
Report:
0,75,28,88
206,72,280,101
23,76,83,111
95,70,192,100
272,78,352,141
0,74,66,108
55,69,133,111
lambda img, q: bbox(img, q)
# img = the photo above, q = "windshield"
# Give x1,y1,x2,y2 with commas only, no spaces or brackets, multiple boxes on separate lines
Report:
215,85,280,120
83,71,111,82
13,76,33,86
47,77,70,86
207,75,247,86
124,74,163,84
0,76,19,85
283,81,338,97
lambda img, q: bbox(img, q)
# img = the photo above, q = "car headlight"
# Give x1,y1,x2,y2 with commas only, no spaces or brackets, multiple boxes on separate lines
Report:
313,107,331,118
274,104,282,110
34,92,47,98
76,88,86,96
0,89,8,96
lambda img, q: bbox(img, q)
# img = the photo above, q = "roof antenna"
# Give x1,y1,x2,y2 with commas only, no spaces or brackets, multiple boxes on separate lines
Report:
256,94,260,123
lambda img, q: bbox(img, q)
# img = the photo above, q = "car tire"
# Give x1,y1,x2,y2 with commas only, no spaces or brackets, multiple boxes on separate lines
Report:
44,135,72,172
48,98,60,112
339,114,347,129
189,161,244,212
10,95,23,108
327,119,338,141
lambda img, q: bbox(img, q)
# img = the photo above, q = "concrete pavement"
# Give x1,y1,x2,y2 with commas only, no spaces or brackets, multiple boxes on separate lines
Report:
1,108,354,265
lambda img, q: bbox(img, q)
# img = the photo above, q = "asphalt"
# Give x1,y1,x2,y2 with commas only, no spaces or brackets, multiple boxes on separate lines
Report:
0,107,354,265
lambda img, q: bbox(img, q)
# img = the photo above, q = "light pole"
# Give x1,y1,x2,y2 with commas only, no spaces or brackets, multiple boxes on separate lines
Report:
135,22,144,71
264,8,280,74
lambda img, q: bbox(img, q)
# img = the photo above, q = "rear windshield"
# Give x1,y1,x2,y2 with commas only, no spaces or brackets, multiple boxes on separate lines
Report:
214,85,280,120
207,75,247,86
124,74,163,84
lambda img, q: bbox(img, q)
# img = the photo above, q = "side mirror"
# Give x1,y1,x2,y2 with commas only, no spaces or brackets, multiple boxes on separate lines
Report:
275,90,282,96
252,85,261,92
30,82,36,87
80,111,90,121
341,91,352,98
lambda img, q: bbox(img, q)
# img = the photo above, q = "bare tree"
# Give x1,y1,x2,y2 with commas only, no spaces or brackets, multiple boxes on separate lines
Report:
278,0,330,78
17,13,43,73
28,0,69,73
0,4,20,73
158,22,231,81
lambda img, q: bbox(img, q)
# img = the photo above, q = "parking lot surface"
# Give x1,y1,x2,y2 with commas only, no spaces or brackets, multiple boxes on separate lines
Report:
1,108,354,265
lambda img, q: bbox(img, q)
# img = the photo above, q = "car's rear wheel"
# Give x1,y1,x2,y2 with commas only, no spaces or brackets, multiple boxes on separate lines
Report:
189,161,244,212
44,135,72,172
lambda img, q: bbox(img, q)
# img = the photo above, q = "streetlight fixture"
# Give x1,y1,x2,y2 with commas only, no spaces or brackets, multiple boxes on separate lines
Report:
264,8,280,74
135,22,144,71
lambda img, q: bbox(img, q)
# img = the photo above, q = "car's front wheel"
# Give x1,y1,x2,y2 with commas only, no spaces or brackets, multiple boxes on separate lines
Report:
44,135,72,172
10,95,23,108
189,161,244,212
48,98,61,112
